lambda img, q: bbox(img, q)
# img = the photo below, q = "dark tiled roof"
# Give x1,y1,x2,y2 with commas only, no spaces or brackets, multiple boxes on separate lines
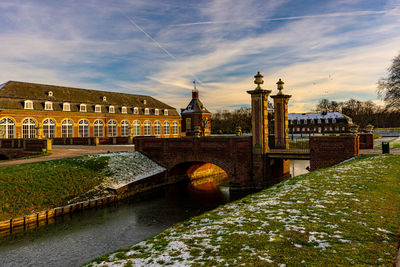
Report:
0,81,179,116
181,97,210,114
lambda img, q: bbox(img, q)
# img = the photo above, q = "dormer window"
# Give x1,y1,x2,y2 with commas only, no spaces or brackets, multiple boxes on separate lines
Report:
102,96,107,102
317,119,321,124
24,100,33,110
95,105,101,113
154,109,159,115
164,109,168,116
121,106,127,114
145,108,149,115
332,118,336,123
109,106,115,113
80,104,87,112
134,107,139,115
143,100,147,105
48,91,54,97
325,119,329,124
45,101,53,111
63,103,70,111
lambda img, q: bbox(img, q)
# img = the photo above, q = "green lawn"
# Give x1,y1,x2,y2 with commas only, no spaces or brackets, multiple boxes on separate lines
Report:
0,156,109,221
87,155,400,266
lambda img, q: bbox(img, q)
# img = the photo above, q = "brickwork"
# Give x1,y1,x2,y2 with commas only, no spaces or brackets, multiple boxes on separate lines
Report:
359,133,374,149
310,135,359,171
135,136,255,187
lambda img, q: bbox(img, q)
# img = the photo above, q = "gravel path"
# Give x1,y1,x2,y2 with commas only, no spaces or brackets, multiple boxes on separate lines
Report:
0,145,135,166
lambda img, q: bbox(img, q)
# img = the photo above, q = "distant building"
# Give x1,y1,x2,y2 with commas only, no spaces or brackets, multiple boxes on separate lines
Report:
288,112,353,134
181,86,211,136
0,81,181,139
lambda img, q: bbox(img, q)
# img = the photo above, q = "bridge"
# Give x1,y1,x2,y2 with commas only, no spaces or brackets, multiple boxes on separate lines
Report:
135,73,361,191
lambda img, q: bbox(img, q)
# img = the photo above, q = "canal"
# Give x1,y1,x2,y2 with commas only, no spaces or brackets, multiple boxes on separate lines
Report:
0,160,309,267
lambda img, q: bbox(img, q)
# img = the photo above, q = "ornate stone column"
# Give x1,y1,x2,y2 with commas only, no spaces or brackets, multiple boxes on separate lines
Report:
247,72,272,154
271,79,291,149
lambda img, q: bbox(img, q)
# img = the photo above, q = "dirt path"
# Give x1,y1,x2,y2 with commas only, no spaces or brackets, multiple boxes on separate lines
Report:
0,145,135,166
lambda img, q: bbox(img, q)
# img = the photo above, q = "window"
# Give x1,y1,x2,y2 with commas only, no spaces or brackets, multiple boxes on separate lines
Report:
79,119,89,137
44,101,53,111
48,91,53,97
62,119,73,137
43,118,56,138
163,121,170,135
94,120,104,137
24,100,33,110
95,105,101,113
134,107,139,115
133,120,141,136
154,121,161,136
0,118,15,139
102,96,107,102
63,103,70,111
144,120,151,136
172,121,179,135
80,104,87,112
297,119,301,125
22,118,37,138
332,118,336,123
145,108,149,115
186,118,191,130
304,119,307,125
109,106,115,113
121,120,130,136
143,99,147,105
121,106,127,114
325,119,329,124
108,120,117,137
154,109,159,115
164,109,168,116
317,119,321,124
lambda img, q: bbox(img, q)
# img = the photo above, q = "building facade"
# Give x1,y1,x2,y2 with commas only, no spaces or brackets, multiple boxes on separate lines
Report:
288,112,352,135
181,88,211,136
0,81,181,139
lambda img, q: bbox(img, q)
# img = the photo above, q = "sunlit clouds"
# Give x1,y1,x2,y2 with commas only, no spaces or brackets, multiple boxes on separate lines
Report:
0,0,399,112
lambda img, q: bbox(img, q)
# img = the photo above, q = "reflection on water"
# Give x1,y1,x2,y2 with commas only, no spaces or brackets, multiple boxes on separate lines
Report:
0,160,310,267
290,160,310,177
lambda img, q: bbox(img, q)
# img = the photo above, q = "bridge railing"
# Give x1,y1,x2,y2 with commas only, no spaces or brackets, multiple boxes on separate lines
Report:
268,136,310,152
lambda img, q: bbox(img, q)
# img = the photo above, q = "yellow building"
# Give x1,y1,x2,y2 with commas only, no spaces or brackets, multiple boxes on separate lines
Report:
0,81,181,139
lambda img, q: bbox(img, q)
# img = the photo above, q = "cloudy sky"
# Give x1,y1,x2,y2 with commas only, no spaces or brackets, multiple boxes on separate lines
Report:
1,0,400,112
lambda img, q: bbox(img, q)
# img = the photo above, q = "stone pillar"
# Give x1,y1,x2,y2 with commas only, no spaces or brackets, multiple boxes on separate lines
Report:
271,79,291,149
247,72,272,154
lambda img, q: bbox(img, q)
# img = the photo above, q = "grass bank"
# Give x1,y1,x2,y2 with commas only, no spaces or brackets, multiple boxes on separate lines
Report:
88,155,400,266
0,152,165,221
0,156,109,221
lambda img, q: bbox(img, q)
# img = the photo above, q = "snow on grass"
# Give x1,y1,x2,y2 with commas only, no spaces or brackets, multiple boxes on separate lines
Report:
89,152,166,189
87,155,400,266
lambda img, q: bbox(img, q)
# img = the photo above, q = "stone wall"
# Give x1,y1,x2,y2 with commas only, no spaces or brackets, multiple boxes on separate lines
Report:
310,135,359,171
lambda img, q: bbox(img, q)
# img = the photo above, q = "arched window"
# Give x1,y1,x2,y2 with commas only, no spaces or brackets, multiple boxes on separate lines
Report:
154,109,159,115
63,103,70,111
154,121,161,136
144,120,151,136
121,120,130,137
62,119,73,138
78,119,89,137
80,104,87,112
121,106,127,114
144,108,149,115
24,100,33,110
134,107,139,115
108,120,117,137
0,118,15,139
109,106,115,113
133,120,141,136
22,118,37,139
163,121,170,135
94,120,104,137
95,105,101,113
172,121,179,135
164,109,168,116
43,118,56,138
44,101,53,111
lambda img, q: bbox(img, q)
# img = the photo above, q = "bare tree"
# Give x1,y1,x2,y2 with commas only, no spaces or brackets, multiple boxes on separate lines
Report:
378,52,400,109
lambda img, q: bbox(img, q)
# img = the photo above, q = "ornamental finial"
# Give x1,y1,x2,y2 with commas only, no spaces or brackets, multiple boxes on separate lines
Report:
276,78,284,95
254,72,264,90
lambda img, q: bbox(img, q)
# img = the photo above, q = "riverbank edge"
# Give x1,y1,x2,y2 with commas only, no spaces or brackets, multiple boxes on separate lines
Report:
86,155,400,266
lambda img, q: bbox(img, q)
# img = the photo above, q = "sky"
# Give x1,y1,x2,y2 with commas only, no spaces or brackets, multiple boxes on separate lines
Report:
0,0,400,113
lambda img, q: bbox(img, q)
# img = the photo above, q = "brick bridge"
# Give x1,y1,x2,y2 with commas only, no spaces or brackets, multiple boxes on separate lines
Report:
135,136,300,190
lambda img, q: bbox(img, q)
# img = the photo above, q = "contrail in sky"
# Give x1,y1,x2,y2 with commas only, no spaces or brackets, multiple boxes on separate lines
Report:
169,9,393,27
125,15,205,87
